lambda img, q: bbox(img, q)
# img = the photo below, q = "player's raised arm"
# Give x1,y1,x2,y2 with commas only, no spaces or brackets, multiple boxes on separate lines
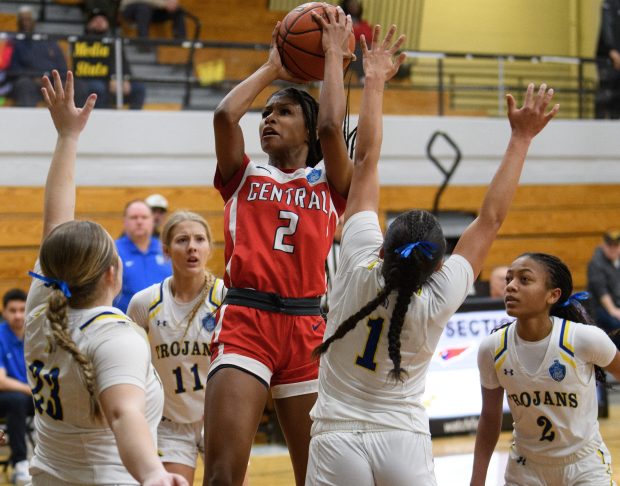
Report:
343,25,405,222
453,83,559,278
312,5,355,197
41,70,96,241
213,22,306,184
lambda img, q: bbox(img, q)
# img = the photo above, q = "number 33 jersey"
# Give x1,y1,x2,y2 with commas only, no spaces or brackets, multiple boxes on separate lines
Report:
478,318,617,463
215,156,345,298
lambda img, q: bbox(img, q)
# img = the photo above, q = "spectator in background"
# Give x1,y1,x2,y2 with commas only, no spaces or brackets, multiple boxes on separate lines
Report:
587,229,620,346
83,0,120,32
73,8,146,110
8,6,86,107
120,0,186,40
339,0,372,82
596,0,620,119
114,200,172,312
145,193,169,237
0,289,33,486
489,265,508,298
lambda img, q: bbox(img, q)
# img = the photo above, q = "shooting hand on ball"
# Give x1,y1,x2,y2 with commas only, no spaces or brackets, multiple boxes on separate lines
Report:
312,5,355,61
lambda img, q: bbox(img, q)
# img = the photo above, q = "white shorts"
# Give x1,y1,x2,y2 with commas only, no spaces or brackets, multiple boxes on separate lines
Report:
305,429,436,486
505,444,616,486
158,417,204,468
31,471,135,486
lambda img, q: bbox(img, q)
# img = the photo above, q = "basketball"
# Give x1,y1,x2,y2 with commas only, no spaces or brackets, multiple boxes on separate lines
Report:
276,2,356,82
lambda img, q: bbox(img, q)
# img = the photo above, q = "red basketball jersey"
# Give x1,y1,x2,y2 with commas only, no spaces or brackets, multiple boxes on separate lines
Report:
215,156,345,298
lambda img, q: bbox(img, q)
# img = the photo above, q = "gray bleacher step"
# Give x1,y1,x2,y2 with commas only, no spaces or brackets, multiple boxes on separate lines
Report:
0,2,84,22
36,22,84,36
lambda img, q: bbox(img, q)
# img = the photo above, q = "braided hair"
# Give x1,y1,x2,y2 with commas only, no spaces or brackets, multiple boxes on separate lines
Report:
515,252,607,384
315,210,447,382
39,220,120,420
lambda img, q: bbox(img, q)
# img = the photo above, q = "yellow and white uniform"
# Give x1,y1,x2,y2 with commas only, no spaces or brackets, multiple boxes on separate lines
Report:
478,317,617,486
128,276,225,467
25,264,164,485
307,211,474,486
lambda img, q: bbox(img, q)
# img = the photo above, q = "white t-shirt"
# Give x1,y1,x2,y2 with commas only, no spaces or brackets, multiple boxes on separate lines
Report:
478,317,616,463
25,263,164,484
311,211,474,435
128,277,225,423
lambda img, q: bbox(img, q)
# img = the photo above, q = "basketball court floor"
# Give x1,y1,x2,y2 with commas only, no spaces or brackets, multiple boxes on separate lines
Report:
2,394,619,485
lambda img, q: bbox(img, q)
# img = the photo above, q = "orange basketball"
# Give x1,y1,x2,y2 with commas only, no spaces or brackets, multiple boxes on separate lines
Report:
276,2,356,82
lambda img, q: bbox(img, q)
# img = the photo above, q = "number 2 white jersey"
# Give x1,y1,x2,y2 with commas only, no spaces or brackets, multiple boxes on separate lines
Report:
478,318,616,464
128,277,225,424
310,211,474,435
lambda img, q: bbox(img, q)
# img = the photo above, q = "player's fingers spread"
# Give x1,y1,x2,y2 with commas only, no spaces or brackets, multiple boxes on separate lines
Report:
535,83,547,108
81,93,97,118
311,10,327,28
66,70,74,101
389,34,406,55
324,5,336,24
372,24,381,46
41,75,54,101
383,24,396,48
523,83,534,107
545,103,560,121
541,87,554,108
506,93,516,113
41,87,52,107
52,70,64,100
360,34,369,55
394,51,407,70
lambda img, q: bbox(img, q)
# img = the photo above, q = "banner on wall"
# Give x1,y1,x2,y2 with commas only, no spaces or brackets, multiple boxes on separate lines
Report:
425,298,513,436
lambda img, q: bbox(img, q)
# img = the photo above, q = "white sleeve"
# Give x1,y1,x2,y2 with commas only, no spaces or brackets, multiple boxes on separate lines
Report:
425,255,475,326
574,324,617,368
338,211,383,276
478,335,502,389
26,260,52,314
89,324,151,395
127,289,150,331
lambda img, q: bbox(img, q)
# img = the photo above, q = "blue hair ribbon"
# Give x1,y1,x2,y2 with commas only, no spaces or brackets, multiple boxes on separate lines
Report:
395,241,438,260
559,291,589,308
28,271,72,298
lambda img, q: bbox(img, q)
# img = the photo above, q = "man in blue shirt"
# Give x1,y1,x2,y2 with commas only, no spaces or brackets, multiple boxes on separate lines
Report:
114,199,172,312
0,289,33,485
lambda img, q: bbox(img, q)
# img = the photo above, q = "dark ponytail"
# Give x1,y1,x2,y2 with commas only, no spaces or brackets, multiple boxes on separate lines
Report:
315,210,446,382
520,252,607,384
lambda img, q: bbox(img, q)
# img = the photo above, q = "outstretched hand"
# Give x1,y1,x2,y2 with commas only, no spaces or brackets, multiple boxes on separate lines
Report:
266,22,309,84
506,83,559,140
41,70,96,139
311,4,355,60
361,25,406,83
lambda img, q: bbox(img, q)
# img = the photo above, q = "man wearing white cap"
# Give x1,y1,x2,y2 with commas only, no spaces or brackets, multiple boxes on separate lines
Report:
145,193,168,237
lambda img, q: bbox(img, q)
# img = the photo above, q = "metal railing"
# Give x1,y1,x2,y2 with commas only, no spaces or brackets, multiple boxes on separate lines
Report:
0,29,600,117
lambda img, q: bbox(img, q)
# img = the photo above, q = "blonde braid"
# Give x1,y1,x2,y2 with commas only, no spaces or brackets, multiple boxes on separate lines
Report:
182,270,217,337
46,288,102,421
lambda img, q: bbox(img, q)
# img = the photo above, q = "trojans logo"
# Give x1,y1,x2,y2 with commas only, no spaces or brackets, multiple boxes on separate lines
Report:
548,359,566,382
201,313,216,332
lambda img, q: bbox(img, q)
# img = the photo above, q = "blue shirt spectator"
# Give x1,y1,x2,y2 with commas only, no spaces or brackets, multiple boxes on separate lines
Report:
0,289,33,485
114,200,172,312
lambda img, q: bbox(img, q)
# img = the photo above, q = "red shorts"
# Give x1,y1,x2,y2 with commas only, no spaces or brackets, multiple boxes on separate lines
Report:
209,304,325,398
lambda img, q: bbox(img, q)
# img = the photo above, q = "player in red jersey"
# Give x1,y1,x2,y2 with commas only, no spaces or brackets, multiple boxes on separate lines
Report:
203,7,355,486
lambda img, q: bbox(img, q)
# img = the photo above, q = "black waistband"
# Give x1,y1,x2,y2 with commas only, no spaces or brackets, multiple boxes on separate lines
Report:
223,288,322,316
